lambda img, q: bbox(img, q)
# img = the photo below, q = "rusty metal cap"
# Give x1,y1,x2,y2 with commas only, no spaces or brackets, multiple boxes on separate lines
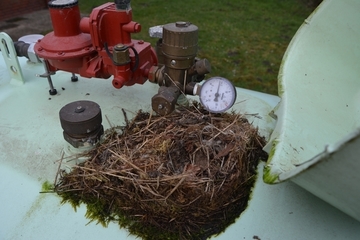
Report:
59,100,102,136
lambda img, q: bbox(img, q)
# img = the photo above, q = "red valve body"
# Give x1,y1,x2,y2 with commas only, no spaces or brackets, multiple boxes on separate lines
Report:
35,2,157,88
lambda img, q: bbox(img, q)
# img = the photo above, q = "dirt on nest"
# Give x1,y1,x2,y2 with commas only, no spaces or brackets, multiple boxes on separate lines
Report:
54,103,268,240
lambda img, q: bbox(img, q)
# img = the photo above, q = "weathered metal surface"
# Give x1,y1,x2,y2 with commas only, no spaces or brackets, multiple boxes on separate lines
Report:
0,32,25,84
59,100,103,147
263,0,360,221
1,49,360,240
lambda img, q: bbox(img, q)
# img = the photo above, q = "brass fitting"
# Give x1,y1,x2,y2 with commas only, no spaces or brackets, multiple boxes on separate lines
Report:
113,44,131,65
148,65,164,85
149,21,211,115
152,86,181,116
188,58,211,79
161,21,198,86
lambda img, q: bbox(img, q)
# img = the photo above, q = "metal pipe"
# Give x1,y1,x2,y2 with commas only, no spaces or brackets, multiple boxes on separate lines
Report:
114,0,131,10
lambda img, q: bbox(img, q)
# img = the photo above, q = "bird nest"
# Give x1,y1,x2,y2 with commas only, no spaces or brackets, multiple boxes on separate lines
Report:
54,103,267,240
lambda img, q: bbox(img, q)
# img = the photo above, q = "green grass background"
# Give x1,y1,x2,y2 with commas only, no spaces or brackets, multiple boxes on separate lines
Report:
79,0,319,94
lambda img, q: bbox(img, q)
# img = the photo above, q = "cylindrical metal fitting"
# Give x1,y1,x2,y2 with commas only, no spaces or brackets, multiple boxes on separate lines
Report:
13,41,30,59
48,0,81,37
113,44,131,65
151,86,181,116
162,21,198,68
59,100,104,148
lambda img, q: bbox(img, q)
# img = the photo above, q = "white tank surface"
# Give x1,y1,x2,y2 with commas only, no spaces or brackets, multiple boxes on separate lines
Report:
263,0,360,221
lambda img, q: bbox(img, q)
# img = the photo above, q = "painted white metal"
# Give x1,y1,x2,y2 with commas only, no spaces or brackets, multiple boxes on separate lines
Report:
289,130,360,221
2,0,360,236
1,52,360,240
263,0,360,222
0,32,25,84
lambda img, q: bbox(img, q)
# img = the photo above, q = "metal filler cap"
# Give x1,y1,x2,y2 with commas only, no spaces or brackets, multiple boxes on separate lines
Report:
59,100,104,148
48,0,78,8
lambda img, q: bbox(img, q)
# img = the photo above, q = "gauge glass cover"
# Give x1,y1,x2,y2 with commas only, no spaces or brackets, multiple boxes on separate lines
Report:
199,77,237,113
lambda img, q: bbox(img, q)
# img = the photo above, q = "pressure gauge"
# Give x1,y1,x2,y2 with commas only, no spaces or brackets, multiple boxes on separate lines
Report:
199,77,237,113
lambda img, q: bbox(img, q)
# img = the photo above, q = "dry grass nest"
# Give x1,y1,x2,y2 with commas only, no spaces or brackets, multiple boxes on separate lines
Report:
54,103,268,240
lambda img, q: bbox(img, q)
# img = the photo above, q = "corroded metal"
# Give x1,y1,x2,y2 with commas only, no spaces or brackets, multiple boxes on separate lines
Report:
59,100,104,148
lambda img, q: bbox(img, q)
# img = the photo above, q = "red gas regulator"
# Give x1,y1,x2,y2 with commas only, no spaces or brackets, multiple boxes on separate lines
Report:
34,0,157,89
14,0,236,115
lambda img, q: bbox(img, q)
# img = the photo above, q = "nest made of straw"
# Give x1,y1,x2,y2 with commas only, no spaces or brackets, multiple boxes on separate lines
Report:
54,103,267,240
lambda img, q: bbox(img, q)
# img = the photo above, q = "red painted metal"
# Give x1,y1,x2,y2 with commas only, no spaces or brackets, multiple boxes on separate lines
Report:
35,1,157,88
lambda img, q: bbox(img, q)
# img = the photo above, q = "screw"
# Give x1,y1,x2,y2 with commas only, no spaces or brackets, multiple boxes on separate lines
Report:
75,106,85,113
71,73,78,82
49,88,57,95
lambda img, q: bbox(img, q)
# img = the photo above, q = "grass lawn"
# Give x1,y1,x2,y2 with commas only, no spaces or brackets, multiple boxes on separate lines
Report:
79,0,318,94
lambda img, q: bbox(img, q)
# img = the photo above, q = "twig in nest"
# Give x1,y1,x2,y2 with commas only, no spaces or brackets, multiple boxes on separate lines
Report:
54,151,65,187
164,177,186,201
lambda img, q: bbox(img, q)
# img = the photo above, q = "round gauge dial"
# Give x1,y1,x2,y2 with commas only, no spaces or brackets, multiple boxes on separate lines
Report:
199,77,237,113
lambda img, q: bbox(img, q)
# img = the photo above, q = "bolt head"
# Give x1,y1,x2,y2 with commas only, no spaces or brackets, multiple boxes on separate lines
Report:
75,106,85,113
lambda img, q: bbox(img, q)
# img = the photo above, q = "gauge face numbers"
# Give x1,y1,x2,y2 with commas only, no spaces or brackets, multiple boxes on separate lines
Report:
199,77,237,113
